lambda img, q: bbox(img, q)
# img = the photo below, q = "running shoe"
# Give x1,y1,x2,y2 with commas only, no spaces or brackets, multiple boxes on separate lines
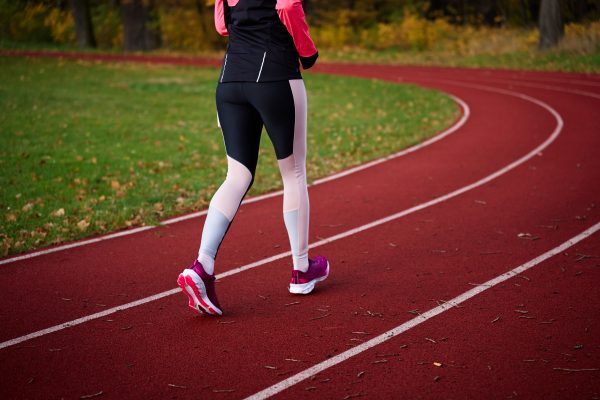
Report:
289,256,330,294
177,260,223,316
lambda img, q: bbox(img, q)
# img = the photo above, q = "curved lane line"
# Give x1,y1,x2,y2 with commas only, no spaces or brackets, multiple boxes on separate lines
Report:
0,96,469,266
450,76,600,100
0,84,564,350
246,222,600,399
508,75,600,88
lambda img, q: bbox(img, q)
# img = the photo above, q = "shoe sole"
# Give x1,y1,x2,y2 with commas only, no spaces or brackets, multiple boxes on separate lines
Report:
177,270,222,316
289,262,330,295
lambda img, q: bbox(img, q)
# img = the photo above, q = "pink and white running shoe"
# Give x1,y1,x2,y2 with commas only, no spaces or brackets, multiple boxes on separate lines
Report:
177,260,223,316
289,256,330,294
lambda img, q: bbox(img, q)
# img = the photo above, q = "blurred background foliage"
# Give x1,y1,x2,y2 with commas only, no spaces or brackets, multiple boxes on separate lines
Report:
0,0,598,54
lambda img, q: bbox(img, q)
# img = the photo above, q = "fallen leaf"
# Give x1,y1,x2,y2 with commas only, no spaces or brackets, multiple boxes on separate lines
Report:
79,391,103,399
518,232,539,240
167,383,187,389
77,219,90,231
51,208,65,217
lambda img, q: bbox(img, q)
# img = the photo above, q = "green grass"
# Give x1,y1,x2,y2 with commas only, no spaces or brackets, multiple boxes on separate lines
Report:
0,57,459,256
321,48,600,73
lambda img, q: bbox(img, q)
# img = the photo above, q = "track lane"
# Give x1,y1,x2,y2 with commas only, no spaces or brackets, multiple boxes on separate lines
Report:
0,56,598,399
274,231,600,400
1,83,550,340
0,62,568,340
262,71,600,399
2,141,597,399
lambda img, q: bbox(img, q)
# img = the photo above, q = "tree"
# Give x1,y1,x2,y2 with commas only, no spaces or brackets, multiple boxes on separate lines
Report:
70,0,96,48
538,0,563,48
121,0,161,51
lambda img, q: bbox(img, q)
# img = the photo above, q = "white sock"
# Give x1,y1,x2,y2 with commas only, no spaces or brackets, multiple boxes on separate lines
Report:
293,256,309,272
197,253,215,275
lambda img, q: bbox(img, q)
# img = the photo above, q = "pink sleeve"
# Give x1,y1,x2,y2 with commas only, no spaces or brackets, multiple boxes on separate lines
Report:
276,0,317,57
214,0,229,37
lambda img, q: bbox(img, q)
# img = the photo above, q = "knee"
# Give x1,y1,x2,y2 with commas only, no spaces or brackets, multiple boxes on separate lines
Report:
225,169,254,192
224,155,254,193
278,155,305,183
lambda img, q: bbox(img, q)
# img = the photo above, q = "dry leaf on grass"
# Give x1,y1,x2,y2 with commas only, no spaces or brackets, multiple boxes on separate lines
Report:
77,219,90,231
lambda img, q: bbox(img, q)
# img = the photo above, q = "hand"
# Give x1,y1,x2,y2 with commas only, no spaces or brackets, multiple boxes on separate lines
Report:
300,51,318,69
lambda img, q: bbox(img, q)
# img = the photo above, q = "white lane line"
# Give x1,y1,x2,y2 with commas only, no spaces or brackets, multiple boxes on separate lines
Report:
0,288,181,351
453,76,600,100
0,85,561,350
0,97,469,266
245,221,600,400
459,70,600,88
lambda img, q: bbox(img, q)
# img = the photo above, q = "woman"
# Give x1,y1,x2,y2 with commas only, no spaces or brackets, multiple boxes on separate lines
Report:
177,0,329,316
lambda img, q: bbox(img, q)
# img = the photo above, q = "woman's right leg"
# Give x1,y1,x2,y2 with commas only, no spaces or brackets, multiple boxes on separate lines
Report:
178,82,263,316
197,82,263,275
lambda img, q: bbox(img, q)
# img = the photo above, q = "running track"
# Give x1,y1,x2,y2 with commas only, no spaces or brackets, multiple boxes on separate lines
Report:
1,51,599,399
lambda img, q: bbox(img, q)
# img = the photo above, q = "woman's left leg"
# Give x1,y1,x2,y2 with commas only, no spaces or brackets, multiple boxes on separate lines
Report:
245,80,310,272
246,79,329,295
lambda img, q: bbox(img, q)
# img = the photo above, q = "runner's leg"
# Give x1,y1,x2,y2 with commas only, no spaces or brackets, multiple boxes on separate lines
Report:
246,79,310,272
197,82,263,274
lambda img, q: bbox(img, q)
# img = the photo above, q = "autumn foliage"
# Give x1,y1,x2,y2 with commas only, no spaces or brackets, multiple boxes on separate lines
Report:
1,0,599,54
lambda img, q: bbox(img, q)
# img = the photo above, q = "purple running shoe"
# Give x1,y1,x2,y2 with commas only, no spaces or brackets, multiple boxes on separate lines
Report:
177,260,223,316
289,256,330,294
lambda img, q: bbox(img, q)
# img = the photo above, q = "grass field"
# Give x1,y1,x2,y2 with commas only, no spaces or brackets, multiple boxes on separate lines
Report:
0,57,459,256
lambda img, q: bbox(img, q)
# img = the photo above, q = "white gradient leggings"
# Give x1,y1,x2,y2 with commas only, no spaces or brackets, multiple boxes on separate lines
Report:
197,79,310,273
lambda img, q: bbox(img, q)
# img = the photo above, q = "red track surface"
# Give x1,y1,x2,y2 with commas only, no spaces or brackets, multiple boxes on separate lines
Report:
1,51,599,399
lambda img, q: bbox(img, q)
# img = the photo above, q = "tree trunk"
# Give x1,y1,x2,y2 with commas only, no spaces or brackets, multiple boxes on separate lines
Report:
573,0,588,22
520,0,530,26
538,0,563,49
121,0,161,51
303,0,311,15
69,0,96,48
